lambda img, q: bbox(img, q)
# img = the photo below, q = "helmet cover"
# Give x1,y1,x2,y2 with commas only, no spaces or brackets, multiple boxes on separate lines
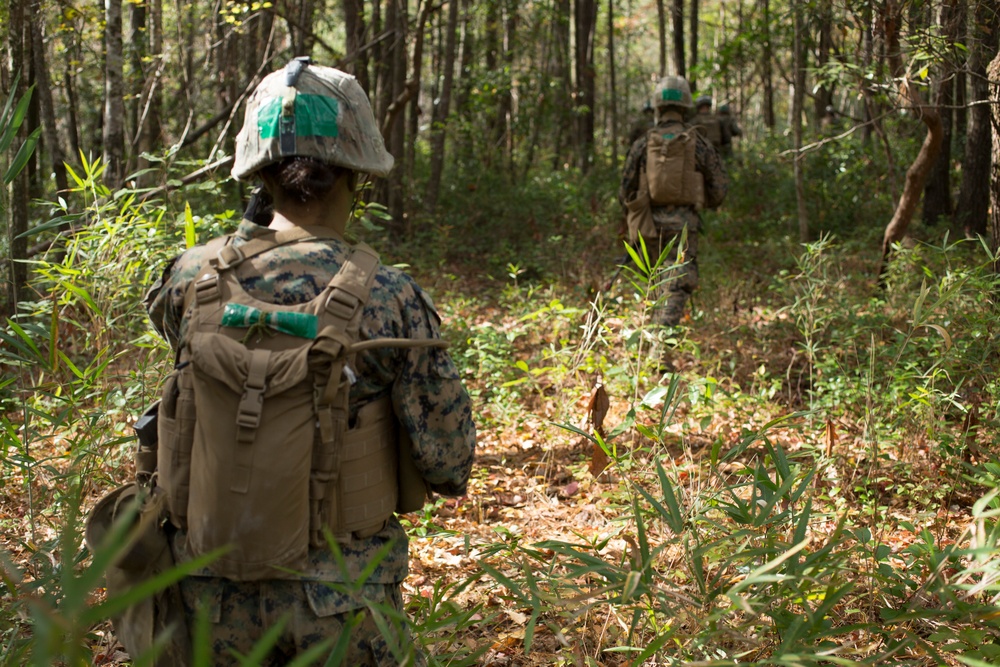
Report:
232,60,394,180
653,76,693,109
695,95,713,109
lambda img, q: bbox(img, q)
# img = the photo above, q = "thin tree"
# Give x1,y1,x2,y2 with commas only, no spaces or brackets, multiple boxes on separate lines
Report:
792,0,808,242
955,0,999,238
30,0,68,195
657,0,668,76
760,0,775,128
103,0,126,188
989,44,1000,270
671,0,684,77
574,0,597,171
922,0,959,227
608,0,618,165
342,0,371,92
426,0,460,212
689,0,698,89
4,0,32,311
879,0,944,277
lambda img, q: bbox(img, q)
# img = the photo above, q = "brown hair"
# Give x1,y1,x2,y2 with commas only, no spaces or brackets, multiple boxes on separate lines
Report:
260,157,349,203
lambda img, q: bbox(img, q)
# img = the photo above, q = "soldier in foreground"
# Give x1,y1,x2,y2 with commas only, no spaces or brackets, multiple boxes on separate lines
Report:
618,76,728,328
143,59,476,665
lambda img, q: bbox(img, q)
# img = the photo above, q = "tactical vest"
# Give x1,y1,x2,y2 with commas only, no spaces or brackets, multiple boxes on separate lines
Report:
153,226,442,581
645,124,705,209
691,113,723,148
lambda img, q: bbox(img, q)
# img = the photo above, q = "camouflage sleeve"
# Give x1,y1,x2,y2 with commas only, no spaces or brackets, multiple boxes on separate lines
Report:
695,135,728,210
618,137,647,210
730,119,742,137
392,286,476,497
144,255,184,348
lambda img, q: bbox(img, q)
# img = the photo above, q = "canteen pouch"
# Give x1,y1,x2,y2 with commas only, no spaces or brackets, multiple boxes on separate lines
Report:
625,172,657,243
157,370,195,530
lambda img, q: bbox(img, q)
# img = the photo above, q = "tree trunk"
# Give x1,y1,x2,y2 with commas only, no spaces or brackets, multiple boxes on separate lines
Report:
813,0,832,124
922,0,958,227
551,0,571,167
657,0,668,77
989,47,1000,270
670,0,683,77
879,0,944,277
760,0,775,128
103,0,126,188
956,0,999,238
689,0,698,89
4,0,32,313
574,0,597,172
342,0,371,92
607,0,618,165
128,0,148,182
426,0,460,212
793,0,808,242
30,0,68,195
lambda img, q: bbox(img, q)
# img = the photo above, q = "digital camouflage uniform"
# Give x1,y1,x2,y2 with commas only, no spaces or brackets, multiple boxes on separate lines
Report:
618,111,728,326
144,218,476,665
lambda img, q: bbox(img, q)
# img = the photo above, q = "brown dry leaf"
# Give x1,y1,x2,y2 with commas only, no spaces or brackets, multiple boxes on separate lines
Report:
587,379,611,478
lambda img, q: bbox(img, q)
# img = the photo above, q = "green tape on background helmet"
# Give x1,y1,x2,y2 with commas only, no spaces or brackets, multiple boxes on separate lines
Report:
232,63,394,180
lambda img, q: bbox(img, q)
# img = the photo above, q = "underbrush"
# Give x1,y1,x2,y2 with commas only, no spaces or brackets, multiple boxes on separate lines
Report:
3,137,1000,666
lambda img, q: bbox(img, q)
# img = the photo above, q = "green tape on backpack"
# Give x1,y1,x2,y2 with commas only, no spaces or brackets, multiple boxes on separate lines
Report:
221,303,318,339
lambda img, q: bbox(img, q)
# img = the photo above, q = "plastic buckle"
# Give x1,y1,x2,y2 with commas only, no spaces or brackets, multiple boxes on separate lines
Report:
236,382,265,435
194,274,220,304
325,291,360,321
215,245,245,271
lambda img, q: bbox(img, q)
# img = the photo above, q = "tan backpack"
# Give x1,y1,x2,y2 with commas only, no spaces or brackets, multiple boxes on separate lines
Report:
154,226,441,580
645,126,705,209
692,113,723,147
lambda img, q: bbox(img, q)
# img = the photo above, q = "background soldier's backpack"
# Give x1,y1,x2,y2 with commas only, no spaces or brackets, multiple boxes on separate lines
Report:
645,127,705,209
692,113,723,147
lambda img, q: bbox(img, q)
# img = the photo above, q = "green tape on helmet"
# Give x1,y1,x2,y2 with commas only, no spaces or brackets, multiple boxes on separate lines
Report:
258,94,340,140
662,89,683,102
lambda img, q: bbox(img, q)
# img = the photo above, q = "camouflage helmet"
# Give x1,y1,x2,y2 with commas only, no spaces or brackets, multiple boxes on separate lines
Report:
232,58,394,181
653,76,693,109
718,103,731,115
695,95,713,110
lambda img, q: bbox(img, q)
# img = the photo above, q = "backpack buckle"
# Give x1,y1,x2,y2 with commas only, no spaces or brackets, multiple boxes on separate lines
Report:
215,244,245,271
325,290,361,322
194,274,220,304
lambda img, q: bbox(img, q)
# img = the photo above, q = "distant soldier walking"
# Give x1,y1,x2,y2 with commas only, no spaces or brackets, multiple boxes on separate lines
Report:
618,76,728,327
717,103,742,159
626,101,655,147
691,95,724,151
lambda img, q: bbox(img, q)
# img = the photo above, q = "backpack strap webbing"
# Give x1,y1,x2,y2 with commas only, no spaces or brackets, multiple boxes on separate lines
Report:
309,243,383,543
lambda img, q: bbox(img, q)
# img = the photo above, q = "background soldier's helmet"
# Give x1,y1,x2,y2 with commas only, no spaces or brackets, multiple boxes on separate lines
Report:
232,58,394,180
653,76,694,109
718,103,731,115
695,95,713,110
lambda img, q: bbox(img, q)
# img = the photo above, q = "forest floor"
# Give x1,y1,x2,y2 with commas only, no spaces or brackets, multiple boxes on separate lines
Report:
1,218,987,666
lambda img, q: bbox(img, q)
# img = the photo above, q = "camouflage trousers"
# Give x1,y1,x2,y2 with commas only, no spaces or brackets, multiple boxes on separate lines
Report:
178,576,425,666
639,227,699,327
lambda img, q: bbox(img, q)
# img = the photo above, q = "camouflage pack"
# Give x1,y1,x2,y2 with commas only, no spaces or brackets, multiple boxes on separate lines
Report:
156,227,437,580
645,125,705,209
